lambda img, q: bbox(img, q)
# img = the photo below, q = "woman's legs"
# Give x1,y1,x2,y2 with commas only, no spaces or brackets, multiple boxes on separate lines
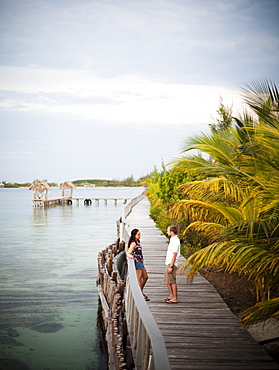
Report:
136,267,148,291
141,267,148,290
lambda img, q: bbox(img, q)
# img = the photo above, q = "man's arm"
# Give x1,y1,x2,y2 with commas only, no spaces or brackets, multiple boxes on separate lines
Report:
168,252,177,273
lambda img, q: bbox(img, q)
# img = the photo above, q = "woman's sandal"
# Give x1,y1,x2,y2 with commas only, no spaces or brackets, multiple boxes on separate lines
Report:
165,297,171,302
143,294,150,301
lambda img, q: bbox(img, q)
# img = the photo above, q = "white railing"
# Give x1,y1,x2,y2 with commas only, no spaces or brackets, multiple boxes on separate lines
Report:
119,190,146,242
119,193,171,370
123,191,146,218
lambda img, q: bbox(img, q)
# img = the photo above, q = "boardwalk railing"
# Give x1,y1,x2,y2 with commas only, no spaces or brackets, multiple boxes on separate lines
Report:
123,192,146,218
73,197,130,205
119,192,171,370
119,191,147,243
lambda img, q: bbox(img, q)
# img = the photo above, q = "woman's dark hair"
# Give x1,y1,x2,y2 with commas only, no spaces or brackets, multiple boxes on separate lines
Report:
128,228,140,248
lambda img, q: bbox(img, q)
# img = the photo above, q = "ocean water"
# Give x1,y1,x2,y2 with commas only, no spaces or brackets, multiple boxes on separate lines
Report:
0,187,144,370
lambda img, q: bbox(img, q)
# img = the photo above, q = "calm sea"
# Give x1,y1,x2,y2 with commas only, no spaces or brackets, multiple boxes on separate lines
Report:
0,187,144,370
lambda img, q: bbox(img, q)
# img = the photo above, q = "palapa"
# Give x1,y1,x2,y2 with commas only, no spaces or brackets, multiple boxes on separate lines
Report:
60,181,75,197
29,180,51,201
59,181,75,189
29,180,51,192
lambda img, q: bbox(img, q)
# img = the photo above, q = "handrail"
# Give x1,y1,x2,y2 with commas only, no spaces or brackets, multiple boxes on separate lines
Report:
120,193,171,370
123,190,146,218
119,190,146,243
125,259,171,370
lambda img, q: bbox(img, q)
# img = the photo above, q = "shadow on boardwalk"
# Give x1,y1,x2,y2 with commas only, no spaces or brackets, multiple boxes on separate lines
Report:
126,197,278,370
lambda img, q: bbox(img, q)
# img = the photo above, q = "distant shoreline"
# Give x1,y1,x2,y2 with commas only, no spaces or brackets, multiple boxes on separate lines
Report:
0,178,146,188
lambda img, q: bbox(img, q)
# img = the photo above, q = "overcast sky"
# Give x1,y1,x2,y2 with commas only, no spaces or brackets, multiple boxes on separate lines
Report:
1,0,278,183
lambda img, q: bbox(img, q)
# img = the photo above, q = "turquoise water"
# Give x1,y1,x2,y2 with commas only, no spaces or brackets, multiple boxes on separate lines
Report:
0,187,144,370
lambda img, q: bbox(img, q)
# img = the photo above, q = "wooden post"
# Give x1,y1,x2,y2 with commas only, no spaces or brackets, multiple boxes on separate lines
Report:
107,257,112,275
112,245,117,256
119,242,125,252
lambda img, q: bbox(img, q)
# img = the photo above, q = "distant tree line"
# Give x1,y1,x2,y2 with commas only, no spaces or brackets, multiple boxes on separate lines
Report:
1,176,147,188
72,176,145,187
1,181,32,188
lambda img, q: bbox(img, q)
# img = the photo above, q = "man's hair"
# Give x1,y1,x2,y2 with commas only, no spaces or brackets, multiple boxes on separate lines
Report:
169,225,178,234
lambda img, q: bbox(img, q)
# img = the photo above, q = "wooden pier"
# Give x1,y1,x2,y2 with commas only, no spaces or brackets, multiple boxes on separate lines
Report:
30,180,76,207
29,180,130,207
32,197,130,207
32,197,72,207
72,197,130,205
125,197,277,369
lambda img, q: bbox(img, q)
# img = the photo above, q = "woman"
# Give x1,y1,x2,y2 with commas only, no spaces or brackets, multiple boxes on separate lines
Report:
127,228,149,301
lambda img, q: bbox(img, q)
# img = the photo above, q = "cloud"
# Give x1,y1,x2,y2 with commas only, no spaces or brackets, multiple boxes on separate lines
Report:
0,151,34,160
0,66,245,126
0,0,278,183
1,0,278,83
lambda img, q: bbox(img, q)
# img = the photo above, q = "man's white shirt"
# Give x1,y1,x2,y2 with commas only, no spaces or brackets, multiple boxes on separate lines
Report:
165,235,181,266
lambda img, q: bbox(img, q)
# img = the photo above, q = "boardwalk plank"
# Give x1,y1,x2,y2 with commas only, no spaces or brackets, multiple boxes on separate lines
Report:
126,198,277,369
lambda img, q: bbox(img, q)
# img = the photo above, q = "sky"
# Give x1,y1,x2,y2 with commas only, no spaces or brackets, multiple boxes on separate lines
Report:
0,0,278,183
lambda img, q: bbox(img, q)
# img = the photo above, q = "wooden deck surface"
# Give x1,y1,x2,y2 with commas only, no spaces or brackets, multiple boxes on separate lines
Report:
126,197,277,369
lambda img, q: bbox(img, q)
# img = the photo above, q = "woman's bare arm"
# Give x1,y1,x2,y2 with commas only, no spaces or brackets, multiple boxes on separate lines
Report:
127,242,136,259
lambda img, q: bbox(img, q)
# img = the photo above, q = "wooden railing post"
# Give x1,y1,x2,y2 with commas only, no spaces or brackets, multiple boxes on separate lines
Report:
143,332,151,370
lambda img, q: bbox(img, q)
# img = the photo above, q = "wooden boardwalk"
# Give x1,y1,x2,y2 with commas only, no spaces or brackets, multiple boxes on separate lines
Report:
126,197,277,369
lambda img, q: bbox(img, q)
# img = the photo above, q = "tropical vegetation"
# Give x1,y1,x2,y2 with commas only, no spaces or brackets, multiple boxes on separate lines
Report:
146,80,279,327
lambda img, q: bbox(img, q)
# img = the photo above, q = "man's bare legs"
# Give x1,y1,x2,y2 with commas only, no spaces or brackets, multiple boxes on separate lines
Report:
166,283,178,302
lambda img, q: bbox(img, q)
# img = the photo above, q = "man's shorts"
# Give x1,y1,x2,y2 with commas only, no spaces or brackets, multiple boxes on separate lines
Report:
164,264,177,284
134,260,145,270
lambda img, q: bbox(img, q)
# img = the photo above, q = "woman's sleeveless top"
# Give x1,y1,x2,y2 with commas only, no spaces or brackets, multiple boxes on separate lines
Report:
132,243,143,262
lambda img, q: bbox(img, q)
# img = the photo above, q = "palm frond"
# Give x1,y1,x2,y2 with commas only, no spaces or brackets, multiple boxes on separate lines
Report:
181,131,240,166
170,199,243,225
184,221,225,240
179,177,246,203
241,80,279,127
178,240,279,293
242,297,279,327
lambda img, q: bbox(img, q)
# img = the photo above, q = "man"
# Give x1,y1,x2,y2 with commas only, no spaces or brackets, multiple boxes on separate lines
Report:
164,225,180,304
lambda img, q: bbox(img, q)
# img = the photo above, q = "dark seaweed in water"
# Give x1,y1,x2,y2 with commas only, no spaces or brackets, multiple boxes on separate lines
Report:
30,323,63,333
0,358,29,370
96,299,108,370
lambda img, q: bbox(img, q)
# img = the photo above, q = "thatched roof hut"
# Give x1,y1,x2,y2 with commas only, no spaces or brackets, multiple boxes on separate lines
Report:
29,180,51,192
60,181,75,190
29,180,51,200
60,181,75,197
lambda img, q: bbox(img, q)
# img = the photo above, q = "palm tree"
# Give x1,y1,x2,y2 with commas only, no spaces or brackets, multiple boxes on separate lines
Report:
171,80,279,327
